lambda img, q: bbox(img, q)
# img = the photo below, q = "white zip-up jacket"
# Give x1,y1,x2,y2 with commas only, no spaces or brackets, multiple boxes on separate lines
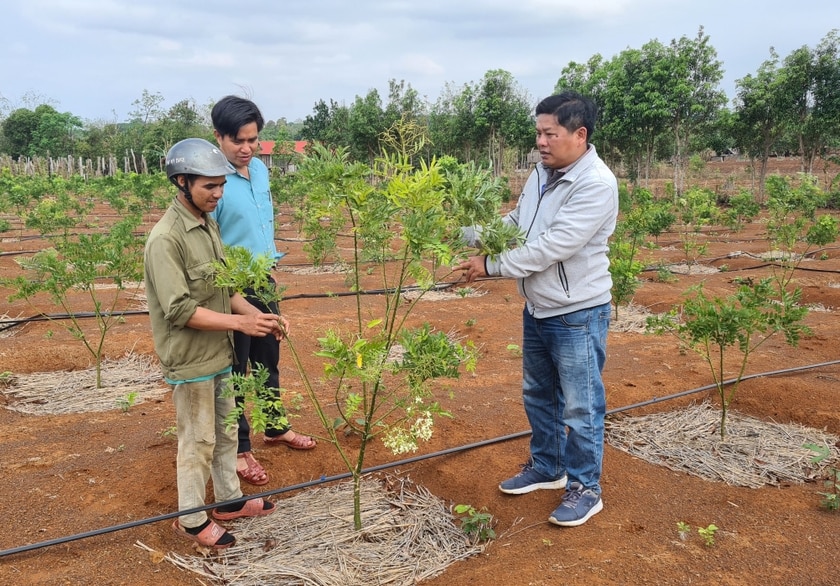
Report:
485,145,618,318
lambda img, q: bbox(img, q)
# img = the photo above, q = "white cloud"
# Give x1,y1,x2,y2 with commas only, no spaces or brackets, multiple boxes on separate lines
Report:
20,0,161,35
309,53,354,66
155,39,181,52
397,54,446,76
137,51,237,70
1,0,838,122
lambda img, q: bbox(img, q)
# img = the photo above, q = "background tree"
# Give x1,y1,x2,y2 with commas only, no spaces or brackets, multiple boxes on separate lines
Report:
428,81,479,162
473,69,533,175
1,108,40,157
773,31,840,176
733,49,787,200
810,30,840,175
128,89,165,125
261,117,299,142
555,54,607,98
604,42,672,185
781,44,819,173
703,107,736,160
0,105,82,158
555,34,725,188
555,54,621,166
113,89,168,171
300,99,332,142
113,92,211,170
29,105,82,157
300,98,351,148
74,120,121,161
664,27,727,195
384,78,425,125
347,89,386,164
143,98,210,167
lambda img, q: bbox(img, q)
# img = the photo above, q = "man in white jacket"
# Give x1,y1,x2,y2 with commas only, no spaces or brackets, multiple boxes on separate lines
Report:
457,91,618,527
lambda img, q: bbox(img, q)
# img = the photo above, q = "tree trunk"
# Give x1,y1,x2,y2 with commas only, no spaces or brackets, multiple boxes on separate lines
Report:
673,126,685,197
757,155,769,204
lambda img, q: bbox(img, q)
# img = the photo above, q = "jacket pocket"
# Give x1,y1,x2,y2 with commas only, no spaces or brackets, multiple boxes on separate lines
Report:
521,263,569,310
186,262,216,305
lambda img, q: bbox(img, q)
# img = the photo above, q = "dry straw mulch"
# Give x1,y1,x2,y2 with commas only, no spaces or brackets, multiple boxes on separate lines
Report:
278,263,351,276
401,287,487,302
606,402,840,488
0,353,166,415
665,263,720,275
609,302,654,333
0,313,23,339
142,475,484,586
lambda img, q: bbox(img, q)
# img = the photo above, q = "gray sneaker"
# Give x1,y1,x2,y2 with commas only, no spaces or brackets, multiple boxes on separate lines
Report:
548,482,603,527
499,463,567,495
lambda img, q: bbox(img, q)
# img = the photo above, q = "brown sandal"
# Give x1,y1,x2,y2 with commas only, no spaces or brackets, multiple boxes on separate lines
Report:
236,451,269,486
172,519,235,550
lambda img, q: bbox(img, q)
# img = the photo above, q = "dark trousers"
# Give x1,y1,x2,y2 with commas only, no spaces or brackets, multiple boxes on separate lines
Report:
234,276,289,454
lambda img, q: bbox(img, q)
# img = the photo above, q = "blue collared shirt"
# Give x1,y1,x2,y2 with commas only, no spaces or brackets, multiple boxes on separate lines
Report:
211,157,284,263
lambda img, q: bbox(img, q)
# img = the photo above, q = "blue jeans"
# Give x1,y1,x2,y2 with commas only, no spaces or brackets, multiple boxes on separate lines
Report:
521,303,610,494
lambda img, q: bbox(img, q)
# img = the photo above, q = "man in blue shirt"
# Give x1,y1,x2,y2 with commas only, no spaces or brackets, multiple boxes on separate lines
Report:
211,96,316,487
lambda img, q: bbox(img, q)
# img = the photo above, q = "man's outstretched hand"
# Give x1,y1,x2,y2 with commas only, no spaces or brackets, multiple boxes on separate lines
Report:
454,256,487,283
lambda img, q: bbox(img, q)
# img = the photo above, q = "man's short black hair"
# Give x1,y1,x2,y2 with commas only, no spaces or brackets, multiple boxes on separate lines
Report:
535,91,597,142
211,95,265,138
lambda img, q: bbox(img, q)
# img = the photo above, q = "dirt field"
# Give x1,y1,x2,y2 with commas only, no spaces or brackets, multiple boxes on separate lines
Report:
1,157,839,585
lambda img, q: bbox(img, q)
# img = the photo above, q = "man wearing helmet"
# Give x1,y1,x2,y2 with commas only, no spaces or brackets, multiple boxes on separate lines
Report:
144,138,284,550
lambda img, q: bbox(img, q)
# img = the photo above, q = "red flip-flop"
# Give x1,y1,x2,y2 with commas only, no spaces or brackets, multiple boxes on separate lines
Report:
172,519,235,550
263,432,316,450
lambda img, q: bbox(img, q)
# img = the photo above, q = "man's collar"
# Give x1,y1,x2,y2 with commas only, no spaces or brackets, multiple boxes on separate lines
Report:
540,144,593,176
173,197,206,229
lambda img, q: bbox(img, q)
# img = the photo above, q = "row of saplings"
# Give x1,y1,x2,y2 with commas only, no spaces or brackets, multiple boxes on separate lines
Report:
4,131,840,530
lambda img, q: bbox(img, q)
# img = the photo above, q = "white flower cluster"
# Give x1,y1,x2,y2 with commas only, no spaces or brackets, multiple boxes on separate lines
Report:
410,412,434,442
382,427,418,455
381,411,435,455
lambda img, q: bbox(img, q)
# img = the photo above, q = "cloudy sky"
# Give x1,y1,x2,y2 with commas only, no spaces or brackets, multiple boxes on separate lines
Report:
2,1,837,124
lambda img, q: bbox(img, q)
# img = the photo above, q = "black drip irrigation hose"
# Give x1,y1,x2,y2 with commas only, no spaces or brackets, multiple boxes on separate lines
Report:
0,432,525,559
605,359,840,414
0,310,149,332
4,258,837,333
0,249,41,257
1,358,837,559
0,282,467,332
641,256,840,276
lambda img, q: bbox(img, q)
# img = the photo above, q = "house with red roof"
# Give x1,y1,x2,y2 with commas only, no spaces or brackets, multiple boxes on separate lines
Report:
257,140,309,172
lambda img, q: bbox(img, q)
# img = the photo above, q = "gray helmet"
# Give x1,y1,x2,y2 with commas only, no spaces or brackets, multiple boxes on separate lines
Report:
165,138,235,179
